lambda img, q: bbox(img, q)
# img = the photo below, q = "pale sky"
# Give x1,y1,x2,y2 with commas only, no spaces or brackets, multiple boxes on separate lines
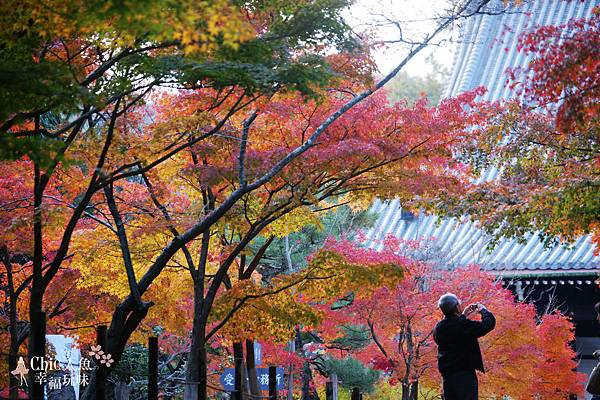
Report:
345,0,459,77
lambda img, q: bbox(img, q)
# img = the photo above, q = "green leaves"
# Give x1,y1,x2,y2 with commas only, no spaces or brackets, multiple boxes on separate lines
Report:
0,0,360,164
385,58,450,106
0,135,64,168
323,356,380,393
0,58,81,123
328,324,370,351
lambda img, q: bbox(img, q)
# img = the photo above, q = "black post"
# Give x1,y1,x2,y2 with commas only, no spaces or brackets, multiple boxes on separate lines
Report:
30,311,46,400
234,354,243,400
246,340,261,397
325,381,333,400
148,337,158,400
96,325,107,400
269,366,277,400
351,387,360,400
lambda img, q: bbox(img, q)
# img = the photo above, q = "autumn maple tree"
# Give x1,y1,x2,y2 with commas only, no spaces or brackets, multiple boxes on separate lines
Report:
0,159,110,397
1,0,362,397
71,75,489,399
319,238,585,399
0,0,512,399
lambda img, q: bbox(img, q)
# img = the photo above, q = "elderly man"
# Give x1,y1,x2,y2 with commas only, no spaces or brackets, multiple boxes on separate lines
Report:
433,293,496,400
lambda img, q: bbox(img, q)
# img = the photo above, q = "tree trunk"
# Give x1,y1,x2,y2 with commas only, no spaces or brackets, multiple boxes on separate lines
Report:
80,301,149,400
301,361,319,400
246,340,261,398
401,322,415,400
233,342,251,400
185,279,208,400
284,236,293,271
3,247,20,400
409,380,418,400
29,162,46,399
114,381,133,400
8,335,18,400
28,292,45,399
401,383,410,400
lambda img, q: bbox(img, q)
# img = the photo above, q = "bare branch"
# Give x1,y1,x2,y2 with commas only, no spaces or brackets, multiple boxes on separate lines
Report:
104,182,144,310
239,111,258,188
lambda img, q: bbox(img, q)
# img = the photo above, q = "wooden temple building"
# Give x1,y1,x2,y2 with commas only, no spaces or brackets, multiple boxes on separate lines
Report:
367,1,600,397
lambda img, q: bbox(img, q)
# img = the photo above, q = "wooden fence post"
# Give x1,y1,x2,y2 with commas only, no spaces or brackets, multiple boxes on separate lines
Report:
148,337,158,400
331,373,338,400
234,355,243,400
351,387,360,400
269,366,277,400
246,340,260,397
325,381,333,400
30,311,46,400
286,340,295,400
96,325,107,400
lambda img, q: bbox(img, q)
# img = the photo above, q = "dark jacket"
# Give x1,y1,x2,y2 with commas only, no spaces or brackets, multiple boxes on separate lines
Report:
433,309,496,377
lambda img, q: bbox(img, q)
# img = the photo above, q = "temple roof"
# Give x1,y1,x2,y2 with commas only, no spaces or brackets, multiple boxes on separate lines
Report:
367,0,600,277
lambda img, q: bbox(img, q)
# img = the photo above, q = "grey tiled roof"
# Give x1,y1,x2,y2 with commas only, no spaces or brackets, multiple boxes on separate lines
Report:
368,0,600,276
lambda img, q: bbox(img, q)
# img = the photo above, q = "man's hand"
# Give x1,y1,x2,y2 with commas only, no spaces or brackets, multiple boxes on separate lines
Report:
463,303,478,317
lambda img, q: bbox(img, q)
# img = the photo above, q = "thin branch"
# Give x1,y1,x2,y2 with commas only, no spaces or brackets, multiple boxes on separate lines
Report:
239,111,258,188
241,236,275,279
105,93,250,186
41,98,122,289
140,170,197,279
104,182,144,310
367,319,396,368
206,271,318,340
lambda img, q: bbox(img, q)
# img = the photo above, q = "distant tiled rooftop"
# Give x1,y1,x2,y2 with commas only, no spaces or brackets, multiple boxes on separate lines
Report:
368,0,600,277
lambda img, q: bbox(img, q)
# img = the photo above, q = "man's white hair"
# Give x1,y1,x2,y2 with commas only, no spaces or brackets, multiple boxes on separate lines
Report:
438,293,460,316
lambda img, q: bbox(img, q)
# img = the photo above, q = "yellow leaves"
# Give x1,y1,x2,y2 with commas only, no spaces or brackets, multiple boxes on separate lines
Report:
212,278,322,343
144,268,193,336
265,206,322,238
71,229,127,297
219,194,323,237
345,194,375,212
70,224,170,298
70,221,196,340
212,244,405,343
164,0,254,54
0,0,254,55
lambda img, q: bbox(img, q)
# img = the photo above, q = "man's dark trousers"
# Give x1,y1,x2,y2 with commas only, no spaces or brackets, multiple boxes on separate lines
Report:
442,370,478,400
